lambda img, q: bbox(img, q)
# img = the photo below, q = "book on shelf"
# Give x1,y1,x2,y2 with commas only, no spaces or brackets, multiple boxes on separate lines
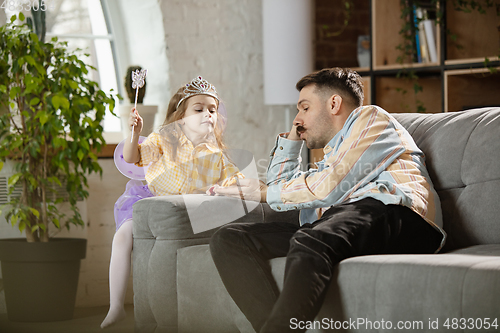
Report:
413,6,422,63
412,6,438,64
422,10,438,63
415,7,430,63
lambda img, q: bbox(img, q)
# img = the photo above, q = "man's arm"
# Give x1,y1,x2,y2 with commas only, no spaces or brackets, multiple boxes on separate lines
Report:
266,106,407,212
265,124,305,187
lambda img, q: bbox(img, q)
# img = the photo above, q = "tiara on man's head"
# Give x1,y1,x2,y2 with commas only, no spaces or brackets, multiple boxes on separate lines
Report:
176,76,219,110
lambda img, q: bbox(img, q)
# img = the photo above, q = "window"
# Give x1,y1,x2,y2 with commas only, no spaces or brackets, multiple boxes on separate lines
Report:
3,0,121,132
46,0,120,132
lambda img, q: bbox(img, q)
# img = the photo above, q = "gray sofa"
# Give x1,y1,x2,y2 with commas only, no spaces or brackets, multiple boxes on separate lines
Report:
133,107,500,333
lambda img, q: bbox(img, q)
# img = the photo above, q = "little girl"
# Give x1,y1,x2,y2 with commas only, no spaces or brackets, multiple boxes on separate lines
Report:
101,76,243,328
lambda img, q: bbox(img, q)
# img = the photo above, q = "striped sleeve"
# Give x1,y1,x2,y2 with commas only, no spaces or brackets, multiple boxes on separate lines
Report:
266,133,304,186
267,106,406,211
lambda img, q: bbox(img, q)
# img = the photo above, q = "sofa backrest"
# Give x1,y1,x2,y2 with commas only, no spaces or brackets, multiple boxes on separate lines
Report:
392,107,500,251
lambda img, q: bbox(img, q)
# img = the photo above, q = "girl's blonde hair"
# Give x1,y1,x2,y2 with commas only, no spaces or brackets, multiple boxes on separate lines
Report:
159,84,228,161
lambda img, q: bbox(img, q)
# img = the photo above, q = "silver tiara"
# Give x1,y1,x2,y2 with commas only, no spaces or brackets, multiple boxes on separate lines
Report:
176,76,219,109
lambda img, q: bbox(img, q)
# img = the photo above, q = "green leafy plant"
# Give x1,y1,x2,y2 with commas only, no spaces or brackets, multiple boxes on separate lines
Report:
0,14,119,242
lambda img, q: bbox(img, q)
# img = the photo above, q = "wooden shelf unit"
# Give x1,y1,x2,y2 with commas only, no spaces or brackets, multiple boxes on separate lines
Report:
445,1,500,64
375,75,442,114
372,0,442,70
309,0,500,164
367,0,500,114
445,67,500,112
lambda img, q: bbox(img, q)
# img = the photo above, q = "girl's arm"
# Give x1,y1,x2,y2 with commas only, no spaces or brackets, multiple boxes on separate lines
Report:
219,154,245,187
206,160,244,196
123,108,143,163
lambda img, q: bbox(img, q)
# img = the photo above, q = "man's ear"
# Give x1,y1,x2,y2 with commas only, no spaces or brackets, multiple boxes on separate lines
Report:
328,94,343,115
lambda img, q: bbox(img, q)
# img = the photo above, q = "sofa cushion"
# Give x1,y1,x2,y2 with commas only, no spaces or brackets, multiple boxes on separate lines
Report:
392,108,500,250
177,244,500,332
177,244,255,333
272,244,500,331
133,198,298,332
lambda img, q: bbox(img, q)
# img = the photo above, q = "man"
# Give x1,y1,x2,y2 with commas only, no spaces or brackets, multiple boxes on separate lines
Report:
210,68,446,333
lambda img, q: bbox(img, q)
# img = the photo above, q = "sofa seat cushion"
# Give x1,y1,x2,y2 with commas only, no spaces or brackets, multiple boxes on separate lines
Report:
177,244,500,332
309,244,500,330
177,244,256,333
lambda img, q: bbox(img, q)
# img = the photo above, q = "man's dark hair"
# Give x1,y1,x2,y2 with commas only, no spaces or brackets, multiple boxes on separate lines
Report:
296,68,364,107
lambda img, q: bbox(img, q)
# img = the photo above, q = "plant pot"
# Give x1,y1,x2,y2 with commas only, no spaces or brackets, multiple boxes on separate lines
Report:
119,104,158,139
0,238,87,322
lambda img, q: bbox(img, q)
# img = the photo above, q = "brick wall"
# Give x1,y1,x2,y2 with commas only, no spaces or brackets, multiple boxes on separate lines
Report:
315,0,371,70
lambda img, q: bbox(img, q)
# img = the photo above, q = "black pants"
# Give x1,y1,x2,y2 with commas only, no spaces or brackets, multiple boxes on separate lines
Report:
209,198,443,333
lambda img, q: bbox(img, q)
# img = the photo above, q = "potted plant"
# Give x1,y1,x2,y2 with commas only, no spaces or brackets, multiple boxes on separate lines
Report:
0,12,118,322
119,65,158,139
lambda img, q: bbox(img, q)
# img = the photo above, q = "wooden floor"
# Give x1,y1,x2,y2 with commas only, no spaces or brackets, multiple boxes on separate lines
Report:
0,304,134,333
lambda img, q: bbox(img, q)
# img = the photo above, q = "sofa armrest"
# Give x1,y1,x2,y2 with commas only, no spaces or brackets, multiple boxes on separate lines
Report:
133,195,214,241
132,194,299,332
134,194,299,241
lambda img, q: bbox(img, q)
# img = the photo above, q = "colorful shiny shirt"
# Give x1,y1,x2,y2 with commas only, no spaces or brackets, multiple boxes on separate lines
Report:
137,131,242,196
266,105,445,250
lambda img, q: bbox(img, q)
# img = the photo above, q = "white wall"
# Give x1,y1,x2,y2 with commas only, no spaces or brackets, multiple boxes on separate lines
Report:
106,0,171,130
160,0,294,174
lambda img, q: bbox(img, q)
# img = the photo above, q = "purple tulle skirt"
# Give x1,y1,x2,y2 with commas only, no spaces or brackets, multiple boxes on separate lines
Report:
114,180,154,231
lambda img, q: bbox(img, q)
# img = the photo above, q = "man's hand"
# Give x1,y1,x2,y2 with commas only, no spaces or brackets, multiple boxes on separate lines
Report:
286,124,301,141
209,178,268,203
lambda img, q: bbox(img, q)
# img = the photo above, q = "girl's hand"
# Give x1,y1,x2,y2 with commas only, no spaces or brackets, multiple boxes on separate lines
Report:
211,179,268,202
123,108,142,163
129,108,143,135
